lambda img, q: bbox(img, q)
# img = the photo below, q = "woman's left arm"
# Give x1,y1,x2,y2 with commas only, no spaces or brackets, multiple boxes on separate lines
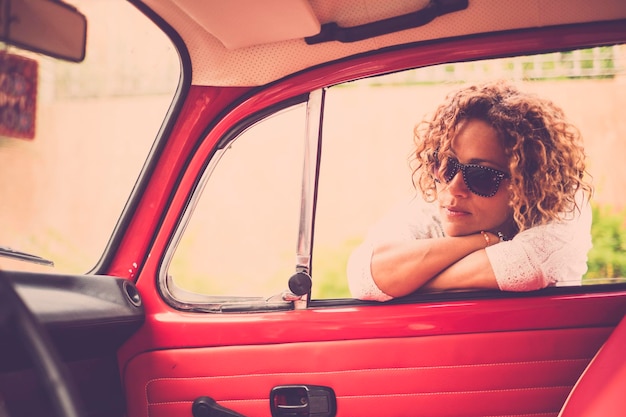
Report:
424,199,593,292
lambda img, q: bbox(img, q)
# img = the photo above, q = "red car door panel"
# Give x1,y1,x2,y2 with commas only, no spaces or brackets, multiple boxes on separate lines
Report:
123,291,625,417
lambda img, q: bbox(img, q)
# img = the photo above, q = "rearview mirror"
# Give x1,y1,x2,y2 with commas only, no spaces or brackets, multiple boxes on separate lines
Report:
0,0,86,62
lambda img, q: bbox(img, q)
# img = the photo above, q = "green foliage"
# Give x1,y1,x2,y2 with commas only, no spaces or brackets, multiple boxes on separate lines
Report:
311,238,361,299
585,204,626,280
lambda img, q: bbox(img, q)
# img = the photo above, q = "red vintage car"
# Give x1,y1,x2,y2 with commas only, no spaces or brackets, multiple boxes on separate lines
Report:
1,0,625,416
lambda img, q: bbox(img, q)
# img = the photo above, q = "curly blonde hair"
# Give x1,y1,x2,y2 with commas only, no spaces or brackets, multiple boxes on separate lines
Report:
412,80,592,234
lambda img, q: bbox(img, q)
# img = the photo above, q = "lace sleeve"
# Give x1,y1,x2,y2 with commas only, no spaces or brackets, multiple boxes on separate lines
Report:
485,199,592,291
347,240,394,301
347,197,444,301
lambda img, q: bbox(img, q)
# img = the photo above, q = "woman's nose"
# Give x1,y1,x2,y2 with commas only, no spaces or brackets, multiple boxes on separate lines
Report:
446,171,470,197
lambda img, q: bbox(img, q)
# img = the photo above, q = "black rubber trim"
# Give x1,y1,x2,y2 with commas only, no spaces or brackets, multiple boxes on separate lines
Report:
308,282,626,309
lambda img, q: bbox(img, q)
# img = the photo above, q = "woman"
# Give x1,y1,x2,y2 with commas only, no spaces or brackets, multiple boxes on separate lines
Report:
347,80,593,301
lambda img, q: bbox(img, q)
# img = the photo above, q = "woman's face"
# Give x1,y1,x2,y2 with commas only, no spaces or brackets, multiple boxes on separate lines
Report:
436,118,514,237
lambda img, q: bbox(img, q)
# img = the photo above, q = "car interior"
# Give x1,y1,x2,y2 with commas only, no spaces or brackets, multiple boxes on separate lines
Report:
0,1,625,417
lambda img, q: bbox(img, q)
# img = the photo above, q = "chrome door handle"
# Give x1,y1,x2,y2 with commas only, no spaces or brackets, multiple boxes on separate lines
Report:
270,385,337,417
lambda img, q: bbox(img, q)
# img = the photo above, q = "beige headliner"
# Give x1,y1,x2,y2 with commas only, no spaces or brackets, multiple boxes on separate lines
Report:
140,0,626,87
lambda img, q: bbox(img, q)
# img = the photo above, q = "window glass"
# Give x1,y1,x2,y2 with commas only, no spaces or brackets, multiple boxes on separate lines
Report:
313,45,626,298
0,0,179,272
168,104,306,298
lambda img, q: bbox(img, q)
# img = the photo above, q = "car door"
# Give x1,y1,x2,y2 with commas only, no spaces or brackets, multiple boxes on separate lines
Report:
94,2,626,417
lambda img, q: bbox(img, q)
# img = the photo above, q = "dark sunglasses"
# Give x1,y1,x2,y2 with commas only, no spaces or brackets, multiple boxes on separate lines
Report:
432,155,510,197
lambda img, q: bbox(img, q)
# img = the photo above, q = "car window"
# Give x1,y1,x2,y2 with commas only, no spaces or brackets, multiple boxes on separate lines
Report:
166,44,626,305
314,45,626,297
0,0,179,273
168,104,307,299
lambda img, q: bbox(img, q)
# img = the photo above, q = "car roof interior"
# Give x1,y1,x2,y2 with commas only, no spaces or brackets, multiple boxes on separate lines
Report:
141,0,626,86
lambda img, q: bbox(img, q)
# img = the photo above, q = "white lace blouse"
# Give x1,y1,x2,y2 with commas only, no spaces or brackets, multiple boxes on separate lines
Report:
347,194,592,301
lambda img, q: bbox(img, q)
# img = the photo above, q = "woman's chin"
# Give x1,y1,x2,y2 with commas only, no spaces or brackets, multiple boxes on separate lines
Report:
442,224,478,237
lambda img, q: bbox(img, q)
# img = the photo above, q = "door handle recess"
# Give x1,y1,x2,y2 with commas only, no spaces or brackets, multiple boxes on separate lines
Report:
270,385,337,417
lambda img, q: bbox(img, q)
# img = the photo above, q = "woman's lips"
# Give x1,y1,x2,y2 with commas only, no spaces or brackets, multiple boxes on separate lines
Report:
442,205,470,217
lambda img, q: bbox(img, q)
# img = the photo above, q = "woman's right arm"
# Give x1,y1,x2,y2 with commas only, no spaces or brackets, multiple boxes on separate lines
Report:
347,197,494,300
369,234,494,297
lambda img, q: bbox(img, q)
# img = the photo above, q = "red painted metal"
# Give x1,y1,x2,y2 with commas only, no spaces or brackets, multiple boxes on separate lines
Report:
115,20,626,374
107,86,251,279
118,290,626,367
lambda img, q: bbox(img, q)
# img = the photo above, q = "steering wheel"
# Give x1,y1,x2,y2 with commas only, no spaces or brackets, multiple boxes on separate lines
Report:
0,271,84,417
